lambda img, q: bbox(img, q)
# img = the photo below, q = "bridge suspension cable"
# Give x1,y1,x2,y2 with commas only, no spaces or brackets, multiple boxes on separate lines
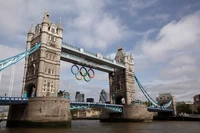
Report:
0,43,41,72
134,75,172,109
0,71,2,85
8,65,16,97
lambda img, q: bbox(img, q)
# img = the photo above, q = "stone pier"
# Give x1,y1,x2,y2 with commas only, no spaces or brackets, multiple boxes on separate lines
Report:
6,97,71,128
100,104,153,122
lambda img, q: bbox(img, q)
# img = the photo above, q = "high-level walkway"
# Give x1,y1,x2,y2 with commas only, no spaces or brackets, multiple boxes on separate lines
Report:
61,42,126,72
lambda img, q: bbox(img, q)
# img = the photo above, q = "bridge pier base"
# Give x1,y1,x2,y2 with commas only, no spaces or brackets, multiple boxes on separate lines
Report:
6,97,71,128
100,104,153,122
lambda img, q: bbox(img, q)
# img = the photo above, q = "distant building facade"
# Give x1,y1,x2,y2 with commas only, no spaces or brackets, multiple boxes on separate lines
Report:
86,98,94,102
194,94,200,106
75,91,84,102
72,108,101,118
193,94,200,112
156,93,177,115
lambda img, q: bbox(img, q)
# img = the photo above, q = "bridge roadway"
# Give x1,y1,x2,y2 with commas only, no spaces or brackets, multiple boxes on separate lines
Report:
0,97,123,112
61,42,126,72
0,97,173,113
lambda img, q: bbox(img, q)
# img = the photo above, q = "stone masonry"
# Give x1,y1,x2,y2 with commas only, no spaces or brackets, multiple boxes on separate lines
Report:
22,11,63,98
109,47,135,105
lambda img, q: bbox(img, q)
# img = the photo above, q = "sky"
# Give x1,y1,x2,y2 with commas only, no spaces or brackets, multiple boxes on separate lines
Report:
0,0,200,103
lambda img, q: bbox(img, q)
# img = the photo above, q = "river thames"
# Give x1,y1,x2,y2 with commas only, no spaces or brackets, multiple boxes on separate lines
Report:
0,120,200,133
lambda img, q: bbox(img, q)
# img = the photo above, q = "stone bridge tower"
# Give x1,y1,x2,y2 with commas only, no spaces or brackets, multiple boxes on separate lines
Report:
109,47,135,105
22,12,63,98
101,47,153,122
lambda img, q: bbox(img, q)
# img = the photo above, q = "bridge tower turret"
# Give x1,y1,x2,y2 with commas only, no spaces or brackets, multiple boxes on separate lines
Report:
22,11,63,98
22,24,34,97
109,46,135,105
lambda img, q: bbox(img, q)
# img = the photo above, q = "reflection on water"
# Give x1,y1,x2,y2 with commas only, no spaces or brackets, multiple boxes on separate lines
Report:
0,120,200,133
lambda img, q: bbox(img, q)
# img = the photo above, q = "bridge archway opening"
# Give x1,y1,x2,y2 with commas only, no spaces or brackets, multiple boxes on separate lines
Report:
115,96,124,105
26,83,36,98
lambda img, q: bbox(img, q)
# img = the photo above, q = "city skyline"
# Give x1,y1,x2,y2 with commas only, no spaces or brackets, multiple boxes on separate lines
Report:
0,0,200,102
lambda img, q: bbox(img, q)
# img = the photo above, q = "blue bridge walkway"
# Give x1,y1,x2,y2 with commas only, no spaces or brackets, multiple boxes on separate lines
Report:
0,97,173,113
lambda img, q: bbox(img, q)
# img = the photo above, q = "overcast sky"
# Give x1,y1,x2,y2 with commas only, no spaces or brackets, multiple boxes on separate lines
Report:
0,0,200,102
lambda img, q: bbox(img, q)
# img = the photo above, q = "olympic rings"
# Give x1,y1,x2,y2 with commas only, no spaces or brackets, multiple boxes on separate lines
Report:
71,64,95,82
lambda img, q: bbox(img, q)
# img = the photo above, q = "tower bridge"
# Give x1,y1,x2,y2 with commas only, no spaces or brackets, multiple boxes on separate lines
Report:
0,12,174,128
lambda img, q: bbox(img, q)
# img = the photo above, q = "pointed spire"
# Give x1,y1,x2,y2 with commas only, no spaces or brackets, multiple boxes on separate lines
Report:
42,15,48,24
59,17,62,23
45,11,49,18
130,52,133,59
124,47,126,55
42,11,50,24
28,23,34,34
57,17,63,30
118,45,122,51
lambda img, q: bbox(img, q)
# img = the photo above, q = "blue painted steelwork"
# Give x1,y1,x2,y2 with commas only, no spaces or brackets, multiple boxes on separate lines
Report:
134,75,172,109
147,107,173,112
0,97,173,112
0,43,41,71
162,100,172,108
0,97,122,113
0,97,28,105
70,102,123,113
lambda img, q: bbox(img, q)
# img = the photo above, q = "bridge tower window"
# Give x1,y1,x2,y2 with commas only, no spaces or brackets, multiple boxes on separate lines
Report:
47,82,50,87
51,28,55,33
48,69,51,74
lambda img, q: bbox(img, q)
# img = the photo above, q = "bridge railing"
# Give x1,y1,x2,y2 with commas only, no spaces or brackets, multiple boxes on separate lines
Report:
0,97,28,101
70,101,123,112
62,42,80,51
70,101,123,107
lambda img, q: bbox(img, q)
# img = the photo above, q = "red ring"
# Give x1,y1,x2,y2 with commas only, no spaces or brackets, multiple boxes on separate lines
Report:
88,68,95,78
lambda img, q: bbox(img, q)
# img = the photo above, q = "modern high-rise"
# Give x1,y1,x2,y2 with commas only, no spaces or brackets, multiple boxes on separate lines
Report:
75,91,84,102
86,98,94,102
99,89,109,103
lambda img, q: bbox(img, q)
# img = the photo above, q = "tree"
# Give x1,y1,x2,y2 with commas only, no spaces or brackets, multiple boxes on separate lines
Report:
0,113,6,119
176,102,192,114
70,109,78,116
196,106,200,114
143,101,152,106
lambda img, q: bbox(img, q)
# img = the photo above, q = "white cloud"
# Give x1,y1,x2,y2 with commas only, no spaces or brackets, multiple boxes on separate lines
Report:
133,11,200,102
0,0,127,50
142,11,200,61
67,5,127,50
169,55,196,66
130,0,157,10
121,0,158,16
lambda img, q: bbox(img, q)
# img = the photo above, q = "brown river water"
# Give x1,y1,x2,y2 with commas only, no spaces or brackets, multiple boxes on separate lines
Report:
0,120,200,133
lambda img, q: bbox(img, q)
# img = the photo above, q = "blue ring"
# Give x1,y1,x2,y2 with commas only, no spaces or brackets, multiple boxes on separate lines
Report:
71,64,79,75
